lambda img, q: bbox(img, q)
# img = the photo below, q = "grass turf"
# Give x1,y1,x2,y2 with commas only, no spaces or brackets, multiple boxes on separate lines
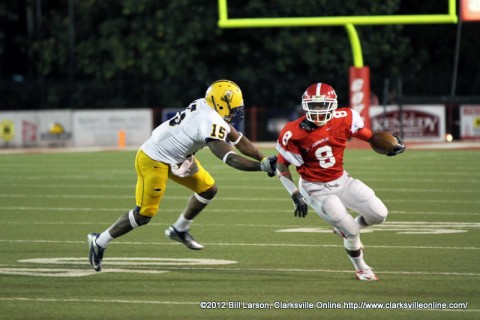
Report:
0,148,479,319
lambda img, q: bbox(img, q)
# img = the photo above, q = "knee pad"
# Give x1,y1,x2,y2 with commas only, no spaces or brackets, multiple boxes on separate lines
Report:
346,179,388,226
364,198,388,225
138,201,159,217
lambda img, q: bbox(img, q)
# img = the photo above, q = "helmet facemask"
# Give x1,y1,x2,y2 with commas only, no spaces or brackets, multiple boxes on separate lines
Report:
302,99,338,127
226,106,244,126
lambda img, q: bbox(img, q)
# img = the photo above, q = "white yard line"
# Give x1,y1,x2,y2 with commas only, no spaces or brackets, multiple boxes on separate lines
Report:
0,238,478,250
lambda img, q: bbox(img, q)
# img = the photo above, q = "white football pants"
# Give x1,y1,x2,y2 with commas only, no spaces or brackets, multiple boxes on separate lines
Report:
299,171,388,251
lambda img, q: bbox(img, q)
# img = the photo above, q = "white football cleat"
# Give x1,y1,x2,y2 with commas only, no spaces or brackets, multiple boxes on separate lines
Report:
355,268,379,281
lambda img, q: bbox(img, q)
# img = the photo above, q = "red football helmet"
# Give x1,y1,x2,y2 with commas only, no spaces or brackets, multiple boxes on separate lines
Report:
301,83,338,126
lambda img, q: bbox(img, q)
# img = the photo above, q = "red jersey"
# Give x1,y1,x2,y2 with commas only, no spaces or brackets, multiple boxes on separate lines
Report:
276,108,372,182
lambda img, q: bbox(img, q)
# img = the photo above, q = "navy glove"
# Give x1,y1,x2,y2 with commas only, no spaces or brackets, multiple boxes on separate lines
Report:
292,191,308,218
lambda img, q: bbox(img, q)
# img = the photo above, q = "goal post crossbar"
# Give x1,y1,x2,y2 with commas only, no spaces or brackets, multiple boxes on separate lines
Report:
217,0,458,28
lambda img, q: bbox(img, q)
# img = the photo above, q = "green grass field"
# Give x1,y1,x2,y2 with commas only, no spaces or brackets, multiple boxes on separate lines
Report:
0,147,479,320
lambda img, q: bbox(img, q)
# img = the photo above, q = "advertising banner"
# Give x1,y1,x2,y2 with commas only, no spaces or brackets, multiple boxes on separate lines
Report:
37,110,74,148
460,105,480,139
349,66,371,129
1,109,152,148
73,109,152,147
370,105,445,141
0,112,20,148
0,111,40,148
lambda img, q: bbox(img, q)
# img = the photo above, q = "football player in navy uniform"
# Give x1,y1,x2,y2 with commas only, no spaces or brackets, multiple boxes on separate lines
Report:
87,80,277,272
276,83,404,280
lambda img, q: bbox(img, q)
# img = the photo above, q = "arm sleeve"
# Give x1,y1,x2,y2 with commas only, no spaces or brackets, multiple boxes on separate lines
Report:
353,127,372,142
349,108,372,141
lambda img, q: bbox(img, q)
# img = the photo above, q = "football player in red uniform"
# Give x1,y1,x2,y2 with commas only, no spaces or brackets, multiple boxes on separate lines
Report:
276,82,405,281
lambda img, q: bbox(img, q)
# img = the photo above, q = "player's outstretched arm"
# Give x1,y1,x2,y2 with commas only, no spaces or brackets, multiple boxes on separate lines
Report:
227,124,264,161
207,139,276,174
277,162,308,217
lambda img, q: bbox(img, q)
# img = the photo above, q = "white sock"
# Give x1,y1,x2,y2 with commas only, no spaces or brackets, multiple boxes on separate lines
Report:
96,231,114,249
348,251,370,271
173,214,193,232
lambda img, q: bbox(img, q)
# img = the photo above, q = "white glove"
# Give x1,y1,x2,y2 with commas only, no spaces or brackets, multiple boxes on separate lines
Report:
260,155,277,176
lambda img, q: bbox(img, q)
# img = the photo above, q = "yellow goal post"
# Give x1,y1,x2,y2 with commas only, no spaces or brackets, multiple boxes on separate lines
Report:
217,0,458,67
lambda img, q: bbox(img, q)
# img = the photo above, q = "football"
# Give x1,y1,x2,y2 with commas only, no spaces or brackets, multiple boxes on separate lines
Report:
369,131,400,155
